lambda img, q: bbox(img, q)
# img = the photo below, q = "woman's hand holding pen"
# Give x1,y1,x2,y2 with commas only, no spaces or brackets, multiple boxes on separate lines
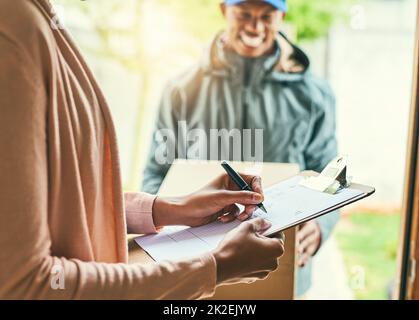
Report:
152,172,265,228
152,172,285,286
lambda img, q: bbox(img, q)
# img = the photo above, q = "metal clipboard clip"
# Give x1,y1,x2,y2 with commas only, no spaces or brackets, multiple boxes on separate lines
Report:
299,155,351,194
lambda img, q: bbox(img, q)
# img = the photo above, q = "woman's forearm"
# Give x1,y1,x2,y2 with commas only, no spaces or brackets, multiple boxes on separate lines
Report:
152,196,186,227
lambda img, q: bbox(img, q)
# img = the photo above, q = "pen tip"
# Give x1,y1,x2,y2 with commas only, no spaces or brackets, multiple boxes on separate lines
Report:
260,205,267,214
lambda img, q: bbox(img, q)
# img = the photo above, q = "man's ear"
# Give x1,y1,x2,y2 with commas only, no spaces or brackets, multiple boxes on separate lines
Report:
273,11,284,31
220,3,226,17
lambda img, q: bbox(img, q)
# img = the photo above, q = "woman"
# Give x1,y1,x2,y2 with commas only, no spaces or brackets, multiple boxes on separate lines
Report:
0,0,284,299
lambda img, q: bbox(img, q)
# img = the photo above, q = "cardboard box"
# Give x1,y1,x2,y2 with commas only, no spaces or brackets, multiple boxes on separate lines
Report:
129,160,299,299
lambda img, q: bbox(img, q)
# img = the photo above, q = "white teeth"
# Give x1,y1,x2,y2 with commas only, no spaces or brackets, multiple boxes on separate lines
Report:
240,32,264,48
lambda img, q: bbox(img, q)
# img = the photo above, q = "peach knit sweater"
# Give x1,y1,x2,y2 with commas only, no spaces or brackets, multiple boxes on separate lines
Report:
0,0,216,299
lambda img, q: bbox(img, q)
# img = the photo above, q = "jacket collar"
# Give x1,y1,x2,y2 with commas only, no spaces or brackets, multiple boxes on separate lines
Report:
201,31,310,81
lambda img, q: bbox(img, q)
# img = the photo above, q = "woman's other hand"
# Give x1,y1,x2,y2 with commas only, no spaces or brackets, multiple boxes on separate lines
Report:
212,218,285,285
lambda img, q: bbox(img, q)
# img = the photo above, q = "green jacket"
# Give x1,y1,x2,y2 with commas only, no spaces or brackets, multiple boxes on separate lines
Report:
142,32,339,295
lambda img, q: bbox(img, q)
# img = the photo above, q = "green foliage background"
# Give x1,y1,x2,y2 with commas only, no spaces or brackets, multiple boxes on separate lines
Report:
335,212,400,299
153,0,348,42
58,0,348,45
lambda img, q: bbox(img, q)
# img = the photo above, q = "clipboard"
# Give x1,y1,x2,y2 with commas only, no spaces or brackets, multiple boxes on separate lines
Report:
264,170,375,235
134,170,375,262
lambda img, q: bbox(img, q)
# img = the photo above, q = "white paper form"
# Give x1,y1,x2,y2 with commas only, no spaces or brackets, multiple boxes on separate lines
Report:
134,176,364,262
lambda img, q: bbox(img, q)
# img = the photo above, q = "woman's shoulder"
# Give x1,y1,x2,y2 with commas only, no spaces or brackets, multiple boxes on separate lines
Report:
0,0,54,51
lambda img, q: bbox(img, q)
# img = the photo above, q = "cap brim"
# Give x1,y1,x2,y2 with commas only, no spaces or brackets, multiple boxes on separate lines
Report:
225,0,287,12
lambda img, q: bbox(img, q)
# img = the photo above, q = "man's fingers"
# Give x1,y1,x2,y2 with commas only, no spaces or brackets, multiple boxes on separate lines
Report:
299,244,317,266
298,253,310,267
306,244,319,257
299,233,319,254
296,223,314,243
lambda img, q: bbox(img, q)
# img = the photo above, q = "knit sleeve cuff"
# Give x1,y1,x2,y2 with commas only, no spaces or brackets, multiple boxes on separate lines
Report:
198,252,217,299
125,192,158,234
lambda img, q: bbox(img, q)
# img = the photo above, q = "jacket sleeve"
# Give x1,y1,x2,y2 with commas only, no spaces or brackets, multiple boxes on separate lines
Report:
0,33,217,300
141,83,185,194
303,81,340,245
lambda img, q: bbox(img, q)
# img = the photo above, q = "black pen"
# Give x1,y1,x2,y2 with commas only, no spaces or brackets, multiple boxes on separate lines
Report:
221,161,267,214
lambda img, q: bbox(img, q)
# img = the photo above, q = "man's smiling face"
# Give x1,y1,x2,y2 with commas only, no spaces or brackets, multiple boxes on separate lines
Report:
221,2,283,58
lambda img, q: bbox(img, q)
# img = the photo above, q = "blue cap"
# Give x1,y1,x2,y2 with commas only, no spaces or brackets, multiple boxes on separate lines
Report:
224,0,287,12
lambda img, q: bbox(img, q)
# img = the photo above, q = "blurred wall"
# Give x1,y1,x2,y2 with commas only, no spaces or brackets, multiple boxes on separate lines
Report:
303,0,416,210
